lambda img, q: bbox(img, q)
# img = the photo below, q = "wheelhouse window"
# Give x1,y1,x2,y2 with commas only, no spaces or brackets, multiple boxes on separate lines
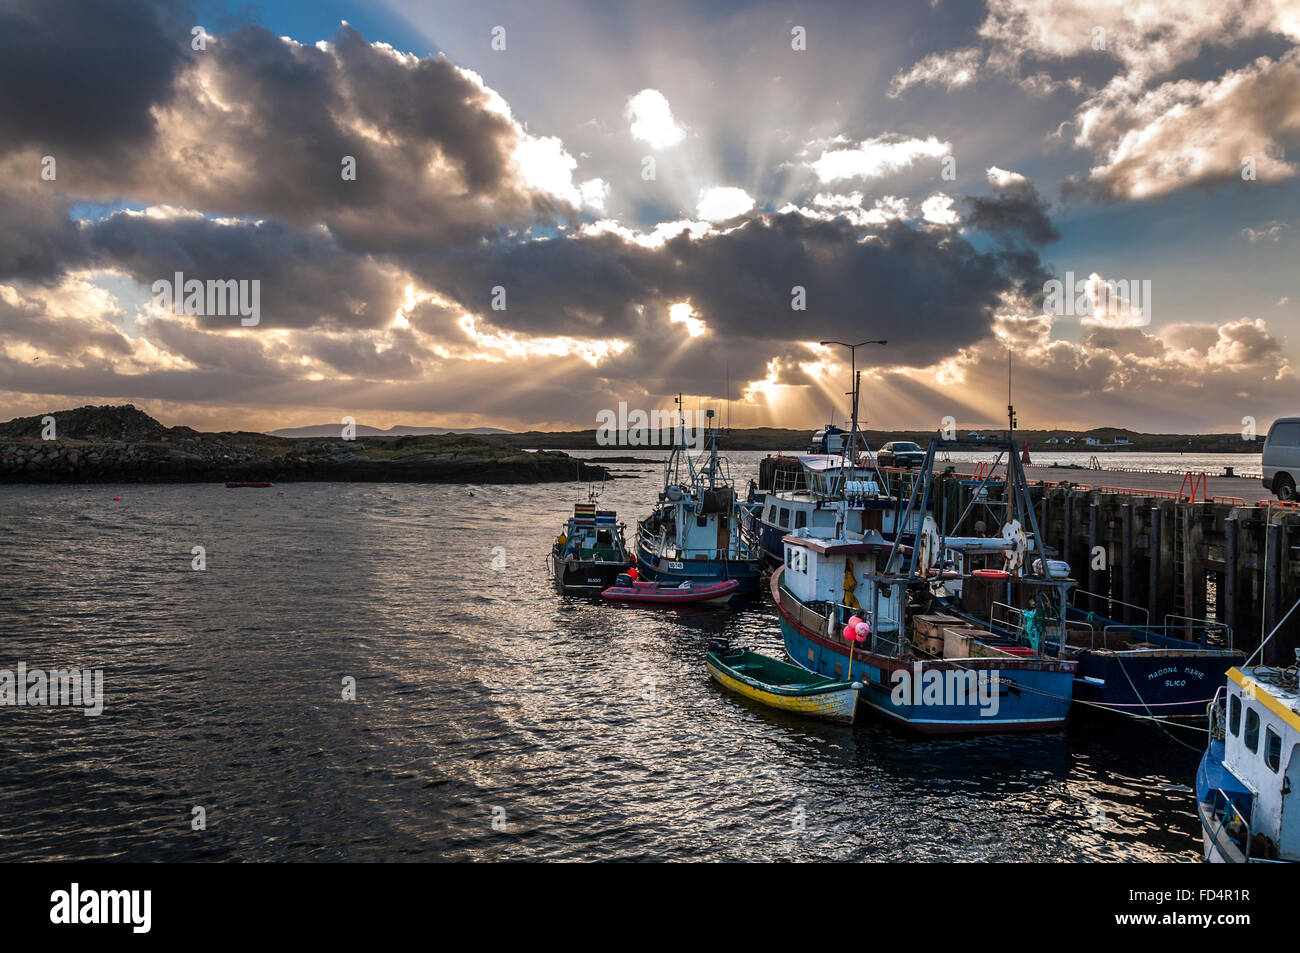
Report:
1229,694,1241,735
794,511,807,529
1245,707,1260,753
779,507,790,528
1266,726,1282,772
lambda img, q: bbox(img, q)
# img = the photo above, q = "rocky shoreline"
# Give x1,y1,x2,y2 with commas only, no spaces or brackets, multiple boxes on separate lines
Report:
0,406,611,485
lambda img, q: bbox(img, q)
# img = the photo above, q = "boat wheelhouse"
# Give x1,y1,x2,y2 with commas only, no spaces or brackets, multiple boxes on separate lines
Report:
1198,664,1300,862
635,408,762,593
549,500,632,590
746,452,924,566
808,424,847,455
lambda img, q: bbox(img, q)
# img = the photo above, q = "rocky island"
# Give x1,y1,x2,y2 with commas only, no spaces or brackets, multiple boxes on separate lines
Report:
0,405,611,485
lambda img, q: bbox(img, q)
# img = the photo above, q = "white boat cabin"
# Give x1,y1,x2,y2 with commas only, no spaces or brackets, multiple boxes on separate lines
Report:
1221,666,1300,860
762,454,919,540
781,530,905,635
647,485,749,561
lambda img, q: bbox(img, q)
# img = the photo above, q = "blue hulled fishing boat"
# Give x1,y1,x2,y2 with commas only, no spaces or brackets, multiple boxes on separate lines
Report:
635,408,762,594
772,374,1076,733
914,439,1243,721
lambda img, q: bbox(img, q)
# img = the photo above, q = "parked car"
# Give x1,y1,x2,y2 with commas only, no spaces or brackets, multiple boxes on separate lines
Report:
1263,417,1300,499
877,440,926,468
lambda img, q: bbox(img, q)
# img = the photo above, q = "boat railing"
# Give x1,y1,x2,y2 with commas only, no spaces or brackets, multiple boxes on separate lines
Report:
1164,614,1233,649
776,582,834,637
770,468,808,495
1102,623,1234,652
990,601,1026,638
1070,589,1150,628
1206,786,1255,862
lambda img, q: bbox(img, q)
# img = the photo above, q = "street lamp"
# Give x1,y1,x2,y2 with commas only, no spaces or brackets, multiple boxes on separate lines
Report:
820,339,887,384
819,339,886,429
819,340,886,460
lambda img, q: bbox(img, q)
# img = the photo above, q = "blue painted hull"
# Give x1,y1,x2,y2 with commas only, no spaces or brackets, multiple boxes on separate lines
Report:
773,574,1073,733
779,618,1073,733
932,600,1242,720
1064,608,1243,719
635,540,762,594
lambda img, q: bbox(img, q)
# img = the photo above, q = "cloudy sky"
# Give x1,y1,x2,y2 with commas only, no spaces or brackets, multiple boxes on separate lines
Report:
1,0,1298,434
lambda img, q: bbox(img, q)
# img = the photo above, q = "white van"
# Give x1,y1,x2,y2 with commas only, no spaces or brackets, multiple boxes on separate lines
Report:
1262,417,1300,499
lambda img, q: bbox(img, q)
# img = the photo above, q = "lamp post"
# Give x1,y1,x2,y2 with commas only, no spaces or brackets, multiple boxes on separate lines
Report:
819,339,887,446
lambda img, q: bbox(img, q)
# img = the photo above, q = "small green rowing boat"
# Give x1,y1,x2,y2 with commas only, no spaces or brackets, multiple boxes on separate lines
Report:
706,648,860,723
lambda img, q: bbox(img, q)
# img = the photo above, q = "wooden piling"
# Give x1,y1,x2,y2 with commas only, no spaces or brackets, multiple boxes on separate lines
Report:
1148,505,1161,626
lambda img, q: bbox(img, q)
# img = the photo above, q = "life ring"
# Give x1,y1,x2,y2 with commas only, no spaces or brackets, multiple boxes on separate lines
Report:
972,568,1011,580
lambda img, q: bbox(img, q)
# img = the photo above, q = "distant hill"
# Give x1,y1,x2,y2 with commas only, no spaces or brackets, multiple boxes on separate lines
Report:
0,404,178,442
267,423,510,438
0,405,608,485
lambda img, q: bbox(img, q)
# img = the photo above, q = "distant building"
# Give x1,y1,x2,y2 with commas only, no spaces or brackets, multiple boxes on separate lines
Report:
1114,437,1131,446
1045,437,1060,445
1085,437,1102,446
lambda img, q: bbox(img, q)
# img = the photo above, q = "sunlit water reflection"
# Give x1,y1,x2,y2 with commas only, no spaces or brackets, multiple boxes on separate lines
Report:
0,459,1202,860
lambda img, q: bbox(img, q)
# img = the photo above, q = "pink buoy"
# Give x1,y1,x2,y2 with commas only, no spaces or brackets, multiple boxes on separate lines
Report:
855,622,871,639
841,624,856,642
848,615,864,630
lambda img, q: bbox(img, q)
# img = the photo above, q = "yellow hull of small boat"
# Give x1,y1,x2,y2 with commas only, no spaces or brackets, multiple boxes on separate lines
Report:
706,659,859,723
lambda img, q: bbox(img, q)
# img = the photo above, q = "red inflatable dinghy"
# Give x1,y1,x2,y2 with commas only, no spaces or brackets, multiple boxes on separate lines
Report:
601,578,739,606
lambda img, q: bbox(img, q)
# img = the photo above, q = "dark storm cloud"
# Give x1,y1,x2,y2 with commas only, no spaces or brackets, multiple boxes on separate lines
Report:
411,212,1043,376
85,211,405,331
0,6,572,272
0,0,190,158
174,22,564,249
0,182,89,282
963,183,1061,247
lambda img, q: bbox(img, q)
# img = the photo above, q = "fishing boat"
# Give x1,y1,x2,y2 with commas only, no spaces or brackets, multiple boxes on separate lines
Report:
603,577,738,606
635,404,762,593
1198,659,1300,862
909,438,1243,720
548,493,632,590
706,646,860,723
744,449,925,567
772,378,1075,733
